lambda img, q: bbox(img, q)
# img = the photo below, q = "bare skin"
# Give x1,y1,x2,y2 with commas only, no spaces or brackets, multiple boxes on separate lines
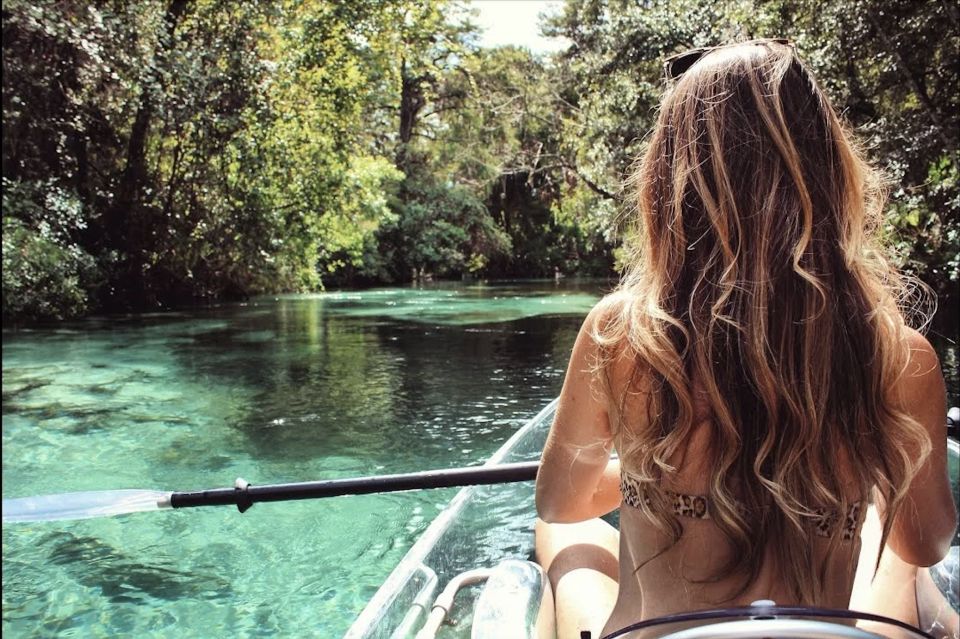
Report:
535,303,956,639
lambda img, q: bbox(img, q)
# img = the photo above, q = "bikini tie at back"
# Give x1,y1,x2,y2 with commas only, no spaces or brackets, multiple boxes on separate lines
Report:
619,472,862,541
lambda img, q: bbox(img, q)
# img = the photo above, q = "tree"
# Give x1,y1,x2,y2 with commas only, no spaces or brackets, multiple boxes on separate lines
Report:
3,0,953,319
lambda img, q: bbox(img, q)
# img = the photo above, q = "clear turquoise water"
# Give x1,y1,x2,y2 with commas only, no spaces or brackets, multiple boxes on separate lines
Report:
2,281,604,638
3,280,957,638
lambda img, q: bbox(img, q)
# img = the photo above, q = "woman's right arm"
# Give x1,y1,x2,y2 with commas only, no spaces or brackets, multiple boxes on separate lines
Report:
885,329,957,567
535,303,622,523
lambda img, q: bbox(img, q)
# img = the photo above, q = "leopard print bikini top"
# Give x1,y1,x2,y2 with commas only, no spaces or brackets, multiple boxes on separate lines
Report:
619,472,863,541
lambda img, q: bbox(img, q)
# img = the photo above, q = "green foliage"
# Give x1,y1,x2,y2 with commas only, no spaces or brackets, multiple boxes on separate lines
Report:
1,0,955,319
316,156,403,282
379,175,512,279
2,180,98,320
884,156,960,289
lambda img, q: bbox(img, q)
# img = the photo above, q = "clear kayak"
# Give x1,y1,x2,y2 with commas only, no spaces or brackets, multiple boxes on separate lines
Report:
345,402,960,639
345,399,557,639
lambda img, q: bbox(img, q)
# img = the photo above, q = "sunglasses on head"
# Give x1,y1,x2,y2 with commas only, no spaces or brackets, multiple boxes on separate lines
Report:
662,38,793,81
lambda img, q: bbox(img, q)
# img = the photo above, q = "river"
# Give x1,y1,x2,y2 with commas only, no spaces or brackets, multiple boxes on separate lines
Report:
2,280,956,637
2,280,603,637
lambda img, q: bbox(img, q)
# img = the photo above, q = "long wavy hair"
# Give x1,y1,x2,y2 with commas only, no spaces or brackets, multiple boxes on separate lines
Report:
595,40,933,603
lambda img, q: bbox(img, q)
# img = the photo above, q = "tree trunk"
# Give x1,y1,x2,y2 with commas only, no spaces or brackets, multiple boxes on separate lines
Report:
396,56,427,174
107,0,190,309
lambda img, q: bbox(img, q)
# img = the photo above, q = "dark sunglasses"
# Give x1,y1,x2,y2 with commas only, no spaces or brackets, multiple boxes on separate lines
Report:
663,38,793,80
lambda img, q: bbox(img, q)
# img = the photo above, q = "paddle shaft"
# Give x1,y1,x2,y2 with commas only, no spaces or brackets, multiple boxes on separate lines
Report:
169,461,540,512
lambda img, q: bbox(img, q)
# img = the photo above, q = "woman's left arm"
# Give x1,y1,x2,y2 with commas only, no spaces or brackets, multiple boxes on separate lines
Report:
536,305,623,523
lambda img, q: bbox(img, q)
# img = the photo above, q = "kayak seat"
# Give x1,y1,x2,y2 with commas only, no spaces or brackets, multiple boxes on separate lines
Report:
471,559,554,639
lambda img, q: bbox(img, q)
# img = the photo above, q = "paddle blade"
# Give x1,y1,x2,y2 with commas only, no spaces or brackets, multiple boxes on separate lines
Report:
2,489,173,523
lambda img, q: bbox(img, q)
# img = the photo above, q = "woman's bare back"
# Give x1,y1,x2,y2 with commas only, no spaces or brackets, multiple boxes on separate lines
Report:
536,306,954,639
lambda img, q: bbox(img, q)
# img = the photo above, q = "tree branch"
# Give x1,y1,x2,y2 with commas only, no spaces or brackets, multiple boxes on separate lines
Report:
560,162,620,201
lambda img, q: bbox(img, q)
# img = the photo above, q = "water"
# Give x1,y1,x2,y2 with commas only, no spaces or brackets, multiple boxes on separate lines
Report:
2,280,604,638
3,280,957,638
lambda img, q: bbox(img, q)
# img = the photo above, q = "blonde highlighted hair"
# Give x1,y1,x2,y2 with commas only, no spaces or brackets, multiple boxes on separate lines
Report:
596,41,932,603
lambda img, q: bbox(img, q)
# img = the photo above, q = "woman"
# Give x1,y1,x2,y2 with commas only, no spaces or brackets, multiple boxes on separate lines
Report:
535,39,956,638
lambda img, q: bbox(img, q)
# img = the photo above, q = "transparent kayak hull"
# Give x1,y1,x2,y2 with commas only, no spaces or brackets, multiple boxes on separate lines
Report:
345,399,557,639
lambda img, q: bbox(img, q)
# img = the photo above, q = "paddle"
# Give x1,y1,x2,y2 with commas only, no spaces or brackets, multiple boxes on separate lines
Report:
1,461,541,523
7,407,956,524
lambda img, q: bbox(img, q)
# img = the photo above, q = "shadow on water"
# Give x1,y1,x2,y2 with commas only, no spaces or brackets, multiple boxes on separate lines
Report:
2,380,51,406
41,532,232,603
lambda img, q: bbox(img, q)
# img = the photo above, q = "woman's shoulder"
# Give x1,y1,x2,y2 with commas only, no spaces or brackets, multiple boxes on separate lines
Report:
901,325,939,367
579,292,654,393
894,326,944,409
582,291,634,334
579,292,635,359
567,294,629,373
